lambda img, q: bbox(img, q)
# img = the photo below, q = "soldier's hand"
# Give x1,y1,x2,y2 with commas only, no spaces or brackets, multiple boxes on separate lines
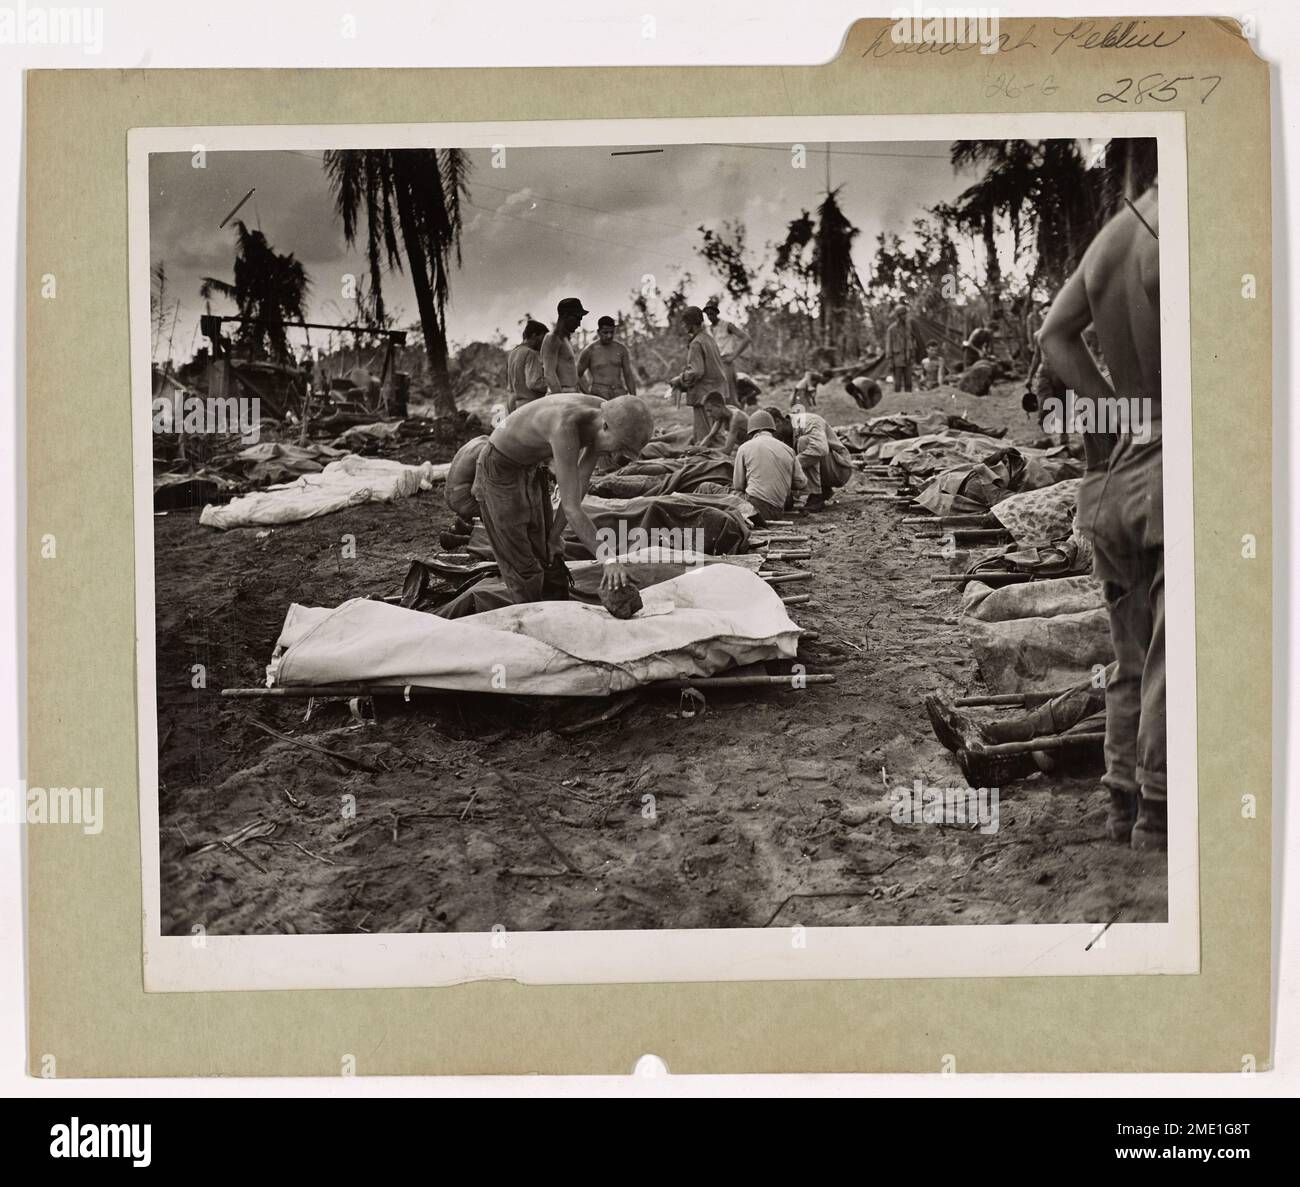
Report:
600,561,629,592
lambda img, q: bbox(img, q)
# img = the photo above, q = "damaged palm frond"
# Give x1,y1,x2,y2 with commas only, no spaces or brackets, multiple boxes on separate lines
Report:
200,220,310,363
323,147,470,417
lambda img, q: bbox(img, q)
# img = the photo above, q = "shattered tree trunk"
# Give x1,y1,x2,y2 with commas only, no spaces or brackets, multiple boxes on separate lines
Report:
981,209,1002,301
395,186,457,419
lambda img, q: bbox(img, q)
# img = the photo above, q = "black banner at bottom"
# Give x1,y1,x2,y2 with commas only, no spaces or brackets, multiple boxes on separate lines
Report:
11,1093,1292,1170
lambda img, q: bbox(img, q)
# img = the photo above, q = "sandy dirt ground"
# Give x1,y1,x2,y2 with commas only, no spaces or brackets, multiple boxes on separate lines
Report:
154,378,1167,935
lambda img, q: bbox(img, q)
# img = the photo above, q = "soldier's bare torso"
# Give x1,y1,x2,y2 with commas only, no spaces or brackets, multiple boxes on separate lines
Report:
583,341,629,391
1081,186,1161,404
489,393,603,465
542,331,580,392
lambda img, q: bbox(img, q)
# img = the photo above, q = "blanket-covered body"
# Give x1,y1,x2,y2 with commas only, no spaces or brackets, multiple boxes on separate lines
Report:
588,452,733,499
200,454,447,530
959,575,1112,693
269,562,800,696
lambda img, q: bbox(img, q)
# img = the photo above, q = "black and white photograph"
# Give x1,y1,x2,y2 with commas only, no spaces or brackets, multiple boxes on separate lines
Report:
130,115,1197,989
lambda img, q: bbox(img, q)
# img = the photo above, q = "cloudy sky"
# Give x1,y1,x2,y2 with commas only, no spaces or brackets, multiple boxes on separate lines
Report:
148,140,993,363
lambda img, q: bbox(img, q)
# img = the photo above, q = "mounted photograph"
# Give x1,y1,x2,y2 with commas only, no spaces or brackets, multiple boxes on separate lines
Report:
129,113,1197,990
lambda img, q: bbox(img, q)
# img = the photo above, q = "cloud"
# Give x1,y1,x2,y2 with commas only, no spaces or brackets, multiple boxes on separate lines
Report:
150,140,971,356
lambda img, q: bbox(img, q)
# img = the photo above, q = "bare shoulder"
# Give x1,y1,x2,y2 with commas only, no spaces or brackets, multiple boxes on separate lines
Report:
1134,188,1160,301
549,392,603,420
1081,206,1133,279
1083,191,1157,279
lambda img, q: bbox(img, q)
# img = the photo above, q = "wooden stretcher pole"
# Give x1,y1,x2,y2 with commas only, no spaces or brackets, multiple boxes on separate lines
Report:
912,528,1008,540
761,570,813,586
222,673,836,698
658,673,836,688
903,514,994,527
930,572,1033,586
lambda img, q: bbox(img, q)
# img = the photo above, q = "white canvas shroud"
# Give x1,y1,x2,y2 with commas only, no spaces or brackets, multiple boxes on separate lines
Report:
199,455,450,529
269,561,802,696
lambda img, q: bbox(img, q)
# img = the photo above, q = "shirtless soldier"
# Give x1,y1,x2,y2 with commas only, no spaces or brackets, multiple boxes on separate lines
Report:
468,393,655,603
576,316,638,399
693,391,749,455
1039,182,1165,850
541,296,589,393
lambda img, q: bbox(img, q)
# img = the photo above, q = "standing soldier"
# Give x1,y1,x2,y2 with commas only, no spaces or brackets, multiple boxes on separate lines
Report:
703,297,751,405
505,319,549,413
576,316,638,399
1039,182,1165,850
669,305,729,444
885,303,920,392
541,296,589,393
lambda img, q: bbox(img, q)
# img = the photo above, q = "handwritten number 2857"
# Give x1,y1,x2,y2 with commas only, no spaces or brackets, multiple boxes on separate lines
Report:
1098,74,1222,104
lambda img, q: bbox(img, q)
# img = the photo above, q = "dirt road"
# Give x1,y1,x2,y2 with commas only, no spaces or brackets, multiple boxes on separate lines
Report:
154,379,1167,935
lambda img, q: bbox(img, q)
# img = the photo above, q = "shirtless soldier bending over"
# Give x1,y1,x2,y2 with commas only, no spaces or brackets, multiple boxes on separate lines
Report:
467,393,654,603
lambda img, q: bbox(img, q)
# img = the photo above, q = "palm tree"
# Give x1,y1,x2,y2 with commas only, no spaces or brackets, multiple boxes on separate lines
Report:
1095,137,1159,216
767,193,864,358
200,220,310,362
773,209,818,340
940,137,1156,302
323,148,469,416
812,187,862,356
940,140,1043,300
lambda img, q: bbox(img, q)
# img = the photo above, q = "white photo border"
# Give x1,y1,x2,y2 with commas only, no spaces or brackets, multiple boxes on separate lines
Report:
129,112,1197,990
